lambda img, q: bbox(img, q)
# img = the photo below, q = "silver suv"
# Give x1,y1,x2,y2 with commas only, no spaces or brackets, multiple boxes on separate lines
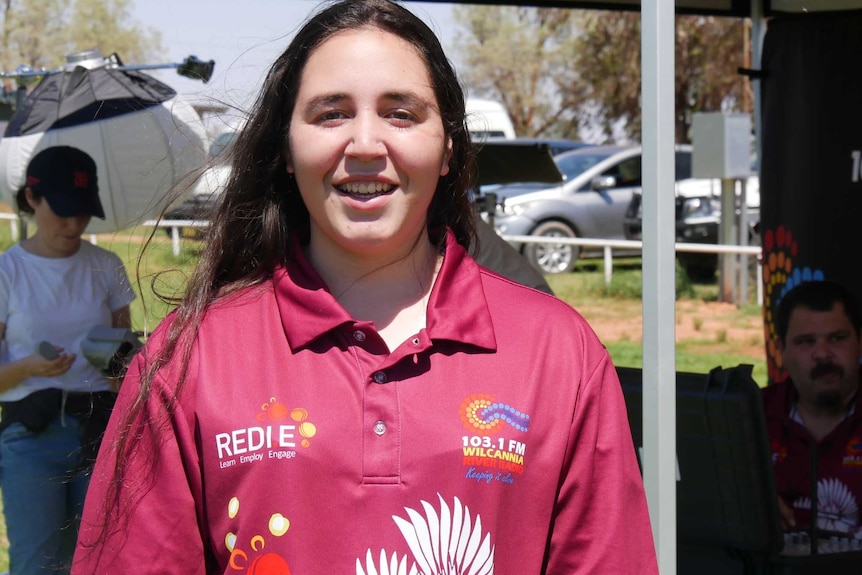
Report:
489,145,695,274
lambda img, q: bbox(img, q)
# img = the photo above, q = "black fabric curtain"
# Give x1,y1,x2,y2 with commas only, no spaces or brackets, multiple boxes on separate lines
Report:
760,10,862,383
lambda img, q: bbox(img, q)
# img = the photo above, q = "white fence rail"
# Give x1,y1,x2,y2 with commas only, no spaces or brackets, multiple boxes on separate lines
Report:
142,219,211,257
0,214,762,304
503,234,763,305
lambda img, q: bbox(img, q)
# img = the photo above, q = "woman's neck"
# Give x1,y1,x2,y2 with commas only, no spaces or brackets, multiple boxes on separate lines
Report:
307,231,441,350
21,234,81,258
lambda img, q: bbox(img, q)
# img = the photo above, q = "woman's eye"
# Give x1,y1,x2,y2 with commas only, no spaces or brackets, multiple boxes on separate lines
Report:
388,109,417,125
315,110,347,124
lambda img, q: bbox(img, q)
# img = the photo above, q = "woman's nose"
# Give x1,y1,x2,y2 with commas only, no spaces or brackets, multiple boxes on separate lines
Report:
345,115,386,160
66,215,91,233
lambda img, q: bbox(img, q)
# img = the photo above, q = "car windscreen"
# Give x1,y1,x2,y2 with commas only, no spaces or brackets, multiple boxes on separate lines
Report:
209,131,238,158
675,151,692,181
554,150,618,181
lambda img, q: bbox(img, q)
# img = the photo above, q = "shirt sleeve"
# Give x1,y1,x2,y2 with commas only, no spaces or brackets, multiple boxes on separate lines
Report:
105,250,135,312
0,256,11,324
545,352,659,574
73,338,210,574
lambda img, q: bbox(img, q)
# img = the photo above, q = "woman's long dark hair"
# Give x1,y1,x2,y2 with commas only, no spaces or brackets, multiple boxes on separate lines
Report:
92,0,477,549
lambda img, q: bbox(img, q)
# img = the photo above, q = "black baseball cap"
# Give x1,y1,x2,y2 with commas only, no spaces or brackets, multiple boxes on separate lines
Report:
25,146,105,219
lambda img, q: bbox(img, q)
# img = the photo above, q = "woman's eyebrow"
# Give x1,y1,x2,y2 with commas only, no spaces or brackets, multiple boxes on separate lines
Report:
383,91,435,110
301,93,348,114
299,91,437,114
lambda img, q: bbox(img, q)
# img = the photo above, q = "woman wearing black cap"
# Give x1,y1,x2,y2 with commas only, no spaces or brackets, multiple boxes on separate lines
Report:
0,145,135,574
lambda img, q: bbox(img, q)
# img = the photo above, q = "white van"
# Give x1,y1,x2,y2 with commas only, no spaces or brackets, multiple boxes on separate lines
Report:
466,98,516,140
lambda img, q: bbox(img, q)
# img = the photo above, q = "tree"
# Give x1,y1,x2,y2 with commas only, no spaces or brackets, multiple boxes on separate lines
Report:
454,6,750,144
453,5,582,138
566,11,750,143
1,0,163,93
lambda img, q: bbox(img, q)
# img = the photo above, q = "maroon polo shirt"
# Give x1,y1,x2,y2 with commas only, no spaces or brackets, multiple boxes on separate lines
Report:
74,232,657,574
763,379,862,538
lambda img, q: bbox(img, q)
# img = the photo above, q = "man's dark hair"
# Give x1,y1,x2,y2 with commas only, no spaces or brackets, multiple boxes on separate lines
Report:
776,280,862,343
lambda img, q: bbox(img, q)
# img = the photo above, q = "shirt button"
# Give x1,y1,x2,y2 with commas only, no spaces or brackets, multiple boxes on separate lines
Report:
373,371,387,384
353,330,366,342
374,421,386,436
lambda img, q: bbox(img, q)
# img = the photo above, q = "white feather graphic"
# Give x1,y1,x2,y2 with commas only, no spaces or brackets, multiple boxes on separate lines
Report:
793,477,860,534
356,549,417,575
356,494,495,575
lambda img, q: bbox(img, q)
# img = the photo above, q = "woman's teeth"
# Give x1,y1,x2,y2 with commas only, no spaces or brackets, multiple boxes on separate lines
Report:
339,182,394,195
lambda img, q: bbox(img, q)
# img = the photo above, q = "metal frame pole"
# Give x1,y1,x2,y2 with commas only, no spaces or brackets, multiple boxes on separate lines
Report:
641,0,677,572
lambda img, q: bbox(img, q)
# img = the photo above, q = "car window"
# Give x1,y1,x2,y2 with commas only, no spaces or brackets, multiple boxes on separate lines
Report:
675,151,692,181
209,131,238,159
602,156,642,188
554,150,616,181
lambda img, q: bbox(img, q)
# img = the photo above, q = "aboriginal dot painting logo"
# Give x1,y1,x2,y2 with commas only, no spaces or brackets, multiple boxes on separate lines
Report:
762,225,825,382
844,437,862,468
225,497,293,574
257,398,317,448
770,439,787,464
460,394,530,435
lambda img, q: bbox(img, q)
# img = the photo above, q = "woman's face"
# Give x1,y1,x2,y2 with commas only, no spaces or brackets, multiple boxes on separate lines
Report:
27,190,90,257
287,27,451,264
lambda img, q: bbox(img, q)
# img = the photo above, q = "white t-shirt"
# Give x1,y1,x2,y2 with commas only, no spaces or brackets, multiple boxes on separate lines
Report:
0,241,136,401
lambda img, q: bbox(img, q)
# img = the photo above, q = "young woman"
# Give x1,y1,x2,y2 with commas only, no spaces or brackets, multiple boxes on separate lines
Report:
0,145,134,575
73,1,656,573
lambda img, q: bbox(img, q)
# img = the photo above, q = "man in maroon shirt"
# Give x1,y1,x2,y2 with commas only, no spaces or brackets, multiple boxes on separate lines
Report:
763,280,862,539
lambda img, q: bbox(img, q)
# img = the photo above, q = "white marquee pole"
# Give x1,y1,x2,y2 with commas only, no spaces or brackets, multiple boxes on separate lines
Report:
641,0,677,573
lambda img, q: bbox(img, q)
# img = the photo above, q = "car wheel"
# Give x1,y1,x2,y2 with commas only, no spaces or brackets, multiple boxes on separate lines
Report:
524,221,579,275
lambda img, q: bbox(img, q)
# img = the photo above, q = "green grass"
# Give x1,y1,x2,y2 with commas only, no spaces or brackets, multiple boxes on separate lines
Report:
102,232,202,334
547,257,768,386
604,338,767,385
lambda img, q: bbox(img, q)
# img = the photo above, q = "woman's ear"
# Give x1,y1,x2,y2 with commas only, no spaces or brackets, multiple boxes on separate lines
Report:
440,137,453,177
284,139,294,174
24,187,39,210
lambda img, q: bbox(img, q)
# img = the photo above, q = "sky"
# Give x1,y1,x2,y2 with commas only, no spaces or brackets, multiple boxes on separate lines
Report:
131,0,458,133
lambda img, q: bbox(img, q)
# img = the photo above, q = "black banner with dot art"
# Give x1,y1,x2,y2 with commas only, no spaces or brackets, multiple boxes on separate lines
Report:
760,11,862,384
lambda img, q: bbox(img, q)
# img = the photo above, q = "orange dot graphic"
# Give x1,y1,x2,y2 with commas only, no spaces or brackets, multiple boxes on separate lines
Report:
290,408,308,422
268,402,289,421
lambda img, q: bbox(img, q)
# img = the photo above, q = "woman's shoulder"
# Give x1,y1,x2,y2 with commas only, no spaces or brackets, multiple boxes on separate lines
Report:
0,242,24,262
478,269,603,338
147,282,276,344
79,240,123,263
0,243,26,276
479,268,579,314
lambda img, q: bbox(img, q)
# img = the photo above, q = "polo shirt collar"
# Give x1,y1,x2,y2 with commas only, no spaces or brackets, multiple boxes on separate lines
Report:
273,230,497,352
